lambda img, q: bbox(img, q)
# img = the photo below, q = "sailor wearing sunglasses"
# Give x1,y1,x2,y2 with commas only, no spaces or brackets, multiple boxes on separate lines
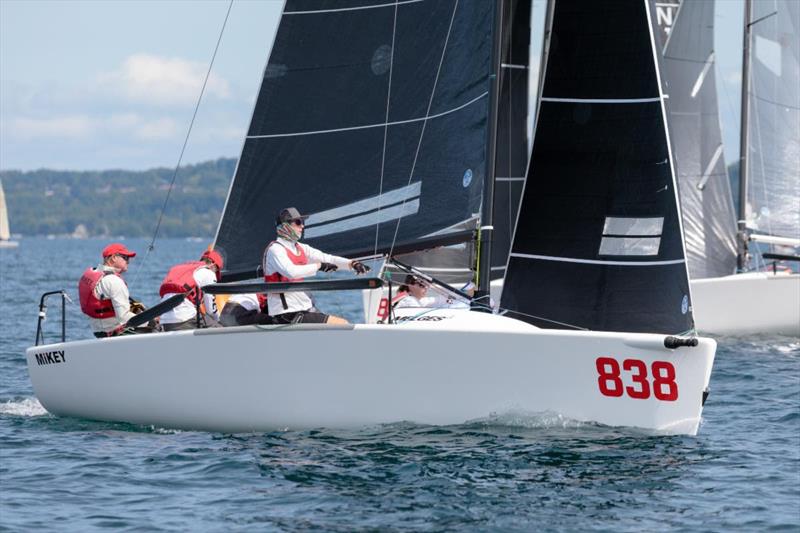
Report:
78,242,140,337
263,207,371,325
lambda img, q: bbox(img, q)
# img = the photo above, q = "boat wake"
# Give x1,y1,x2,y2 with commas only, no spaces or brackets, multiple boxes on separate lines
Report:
0,397,48,417
466,409,591,430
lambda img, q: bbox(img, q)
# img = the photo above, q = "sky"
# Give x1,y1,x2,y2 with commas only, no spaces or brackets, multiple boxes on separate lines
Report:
0,0,745,172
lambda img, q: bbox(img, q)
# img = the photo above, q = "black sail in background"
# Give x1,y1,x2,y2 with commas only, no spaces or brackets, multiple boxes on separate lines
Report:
655,0,737,279
491,0,531,279
215,0,495,276
501,0,694,334
390,0,532,285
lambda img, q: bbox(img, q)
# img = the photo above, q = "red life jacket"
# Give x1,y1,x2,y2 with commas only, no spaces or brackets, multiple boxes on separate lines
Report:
264,241,308,310
264,241,308,283
78,268,124,319
159,261,207,304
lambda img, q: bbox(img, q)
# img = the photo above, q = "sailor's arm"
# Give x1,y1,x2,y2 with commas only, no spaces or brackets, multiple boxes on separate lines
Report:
98,276,136,323
301,244,353,271
195,268,220,320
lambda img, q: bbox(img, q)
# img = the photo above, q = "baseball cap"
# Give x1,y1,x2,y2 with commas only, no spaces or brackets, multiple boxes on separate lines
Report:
201,249,224,280
276,207,309,225
102,243,136,258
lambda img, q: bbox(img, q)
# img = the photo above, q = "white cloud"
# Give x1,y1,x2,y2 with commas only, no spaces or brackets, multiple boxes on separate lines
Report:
133,117,179,140
7,113,181,143
98,53,231,106
11,115,93,140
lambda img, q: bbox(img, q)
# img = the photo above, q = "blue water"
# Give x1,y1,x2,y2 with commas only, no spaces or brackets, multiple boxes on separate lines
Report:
1,238,798,531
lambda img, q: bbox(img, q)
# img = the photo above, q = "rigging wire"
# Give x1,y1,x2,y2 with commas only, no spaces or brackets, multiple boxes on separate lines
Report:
387,0,460,258
130,0,234,286
496,307,589,331
373,0,400,258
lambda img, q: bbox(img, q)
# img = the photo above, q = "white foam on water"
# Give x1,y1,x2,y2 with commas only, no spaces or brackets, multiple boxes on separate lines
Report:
468,409,589,430
775,341,800,355
0,397,48,417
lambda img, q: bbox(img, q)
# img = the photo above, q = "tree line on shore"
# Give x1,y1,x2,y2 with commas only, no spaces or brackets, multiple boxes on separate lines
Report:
1,158,741,238
1,158,236,238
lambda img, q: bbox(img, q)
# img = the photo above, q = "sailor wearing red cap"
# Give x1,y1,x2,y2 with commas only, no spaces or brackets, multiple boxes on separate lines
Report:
78,242,138,337
158,249,224,331
263,207,371,325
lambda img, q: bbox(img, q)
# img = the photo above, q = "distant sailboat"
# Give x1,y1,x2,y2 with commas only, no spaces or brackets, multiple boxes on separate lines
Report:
655,0,799,336
0,179,19,249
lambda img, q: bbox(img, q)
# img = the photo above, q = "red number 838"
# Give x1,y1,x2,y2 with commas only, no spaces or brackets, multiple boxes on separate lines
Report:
595,357,678,401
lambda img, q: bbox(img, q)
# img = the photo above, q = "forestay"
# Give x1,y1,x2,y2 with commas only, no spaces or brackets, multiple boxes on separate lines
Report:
654,0,737,279
743,0,800,243
215,0,496,276
501,0,694,334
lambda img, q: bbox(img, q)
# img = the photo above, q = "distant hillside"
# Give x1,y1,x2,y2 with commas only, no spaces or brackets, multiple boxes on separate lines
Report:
1,158,236,238
2,158,742,238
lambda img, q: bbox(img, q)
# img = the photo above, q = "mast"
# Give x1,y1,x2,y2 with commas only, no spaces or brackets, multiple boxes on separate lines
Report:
737,0,753,271
475,0,505,301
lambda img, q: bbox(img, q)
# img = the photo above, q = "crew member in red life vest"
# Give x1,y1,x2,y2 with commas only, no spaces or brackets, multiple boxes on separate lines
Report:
264,207,371,324
158,249,224,331
78,243,139,338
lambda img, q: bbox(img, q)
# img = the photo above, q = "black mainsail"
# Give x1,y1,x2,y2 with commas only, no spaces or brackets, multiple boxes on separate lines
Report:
215,0,497,277
654,0,738,279
501,0,694,334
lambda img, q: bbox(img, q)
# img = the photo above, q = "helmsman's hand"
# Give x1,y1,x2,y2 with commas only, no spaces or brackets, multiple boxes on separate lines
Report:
319,262,338,273
350,260,370,274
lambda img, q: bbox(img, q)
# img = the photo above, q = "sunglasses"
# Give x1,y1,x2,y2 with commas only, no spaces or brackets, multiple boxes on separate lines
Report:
291,219,304,226
118,254,131,262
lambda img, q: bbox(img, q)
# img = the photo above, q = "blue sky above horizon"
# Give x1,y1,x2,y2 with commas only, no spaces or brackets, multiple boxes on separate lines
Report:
1,0,745,172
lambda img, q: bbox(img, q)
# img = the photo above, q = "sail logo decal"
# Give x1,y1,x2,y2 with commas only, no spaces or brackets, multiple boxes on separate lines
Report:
595,357,678,401
599,217,664,256
304,182,421,238
654,0,681,48
462,169,473,187
34,350,66,366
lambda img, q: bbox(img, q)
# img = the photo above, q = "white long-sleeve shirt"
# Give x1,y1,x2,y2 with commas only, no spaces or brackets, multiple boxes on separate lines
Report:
160,266,220,324
263,238,351,316
88,264,136,334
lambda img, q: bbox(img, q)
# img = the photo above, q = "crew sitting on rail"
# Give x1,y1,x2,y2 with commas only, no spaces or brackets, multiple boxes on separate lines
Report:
219,293,271,326
158,249,224,331
78,243,148,338
263,207,371,325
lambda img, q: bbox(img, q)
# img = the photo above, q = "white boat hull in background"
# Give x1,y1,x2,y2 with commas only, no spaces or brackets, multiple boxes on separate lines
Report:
27,310,715,435
691,272,800,336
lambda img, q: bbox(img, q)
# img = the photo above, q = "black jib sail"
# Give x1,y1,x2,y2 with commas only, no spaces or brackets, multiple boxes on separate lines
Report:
501,0,693,334
655,0,737,279
215,0,497,277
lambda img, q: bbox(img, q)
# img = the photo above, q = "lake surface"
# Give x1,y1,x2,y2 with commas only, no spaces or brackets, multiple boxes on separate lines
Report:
1,238,798,531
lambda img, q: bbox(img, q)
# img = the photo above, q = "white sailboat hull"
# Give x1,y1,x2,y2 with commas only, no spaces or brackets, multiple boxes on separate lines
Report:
691,272,800,336
27,311,715,435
